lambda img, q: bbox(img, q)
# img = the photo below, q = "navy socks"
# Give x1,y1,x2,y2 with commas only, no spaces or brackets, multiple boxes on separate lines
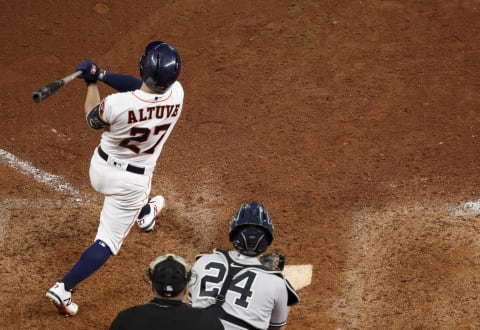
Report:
61,240,112,291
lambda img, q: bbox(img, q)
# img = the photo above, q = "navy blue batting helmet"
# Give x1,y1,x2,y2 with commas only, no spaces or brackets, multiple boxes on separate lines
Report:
139,41,181,93
229,201,274,256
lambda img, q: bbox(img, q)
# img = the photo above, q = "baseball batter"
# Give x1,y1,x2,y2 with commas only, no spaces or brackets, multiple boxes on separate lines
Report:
188,202,299,330
46,41,184,316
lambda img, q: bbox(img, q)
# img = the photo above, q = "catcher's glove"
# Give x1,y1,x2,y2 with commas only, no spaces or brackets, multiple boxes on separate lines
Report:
259,252,285,271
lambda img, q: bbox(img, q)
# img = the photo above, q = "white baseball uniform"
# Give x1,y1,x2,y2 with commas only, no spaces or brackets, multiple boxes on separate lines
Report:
88,82,184,254
188,249,289,330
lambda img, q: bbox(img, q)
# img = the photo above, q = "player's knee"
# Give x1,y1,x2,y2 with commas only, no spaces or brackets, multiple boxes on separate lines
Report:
81,240,112,264
95,240,113,254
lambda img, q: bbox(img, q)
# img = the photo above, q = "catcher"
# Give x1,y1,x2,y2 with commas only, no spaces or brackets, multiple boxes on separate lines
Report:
188,201,299,330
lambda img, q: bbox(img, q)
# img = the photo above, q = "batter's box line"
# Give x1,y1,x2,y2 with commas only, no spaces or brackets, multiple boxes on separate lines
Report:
450,199,480,217
1,198,85,209
0,198,89,249
0,148,83,200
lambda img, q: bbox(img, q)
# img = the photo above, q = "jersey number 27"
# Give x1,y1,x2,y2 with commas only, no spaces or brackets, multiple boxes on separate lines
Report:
120,124,171,154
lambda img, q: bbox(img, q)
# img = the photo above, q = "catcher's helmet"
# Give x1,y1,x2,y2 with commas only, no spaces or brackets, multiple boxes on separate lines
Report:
229,201,274,256
139,41,181,93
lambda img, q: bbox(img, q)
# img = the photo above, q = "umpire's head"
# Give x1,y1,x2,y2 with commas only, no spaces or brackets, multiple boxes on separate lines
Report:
148,254,192,298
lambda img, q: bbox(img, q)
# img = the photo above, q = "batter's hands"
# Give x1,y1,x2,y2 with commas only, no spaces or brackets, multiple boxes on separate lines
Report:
76,59,106,85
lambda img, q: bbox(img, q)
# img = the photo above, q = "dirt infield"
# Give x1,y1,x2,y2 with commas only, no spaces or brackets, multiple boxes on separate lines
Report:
2,1,480,329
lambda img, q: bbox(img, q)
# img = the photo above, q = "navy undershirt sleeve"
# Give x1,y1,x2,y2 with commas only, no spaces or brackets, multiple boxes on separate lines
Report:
102,72,142,92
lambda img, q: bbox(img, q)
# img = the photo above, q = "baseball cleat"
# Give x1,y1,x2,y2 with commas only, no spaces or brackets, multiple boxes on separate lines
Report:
46,282,78,316
136,195,165,232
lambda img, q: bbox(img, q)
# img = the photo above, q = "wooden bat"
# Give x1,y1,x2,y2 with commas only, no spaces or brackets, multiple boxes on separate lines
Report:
32,70,82,103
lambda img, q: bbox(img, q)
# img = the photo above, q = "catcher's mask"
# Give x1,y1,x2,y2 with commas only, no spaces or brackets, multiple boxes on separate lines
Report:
229,201,274,256
139,41,181,94
148,254,191,297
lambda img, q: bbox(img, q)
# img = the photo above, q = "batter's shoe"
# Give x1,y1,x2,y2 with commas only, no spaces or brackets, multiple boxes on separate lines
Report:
46,282,78,316
136,195,165,232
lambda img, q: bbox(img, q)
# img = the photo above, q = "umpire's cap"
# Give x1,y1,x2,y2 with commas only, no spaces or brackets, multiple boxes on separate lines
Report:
148,254,191,297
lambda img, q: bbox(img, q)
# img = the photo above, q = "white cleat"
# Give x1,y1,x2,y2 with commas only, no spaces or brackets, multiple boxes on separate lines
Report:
137,195,165,232
46,282,78,316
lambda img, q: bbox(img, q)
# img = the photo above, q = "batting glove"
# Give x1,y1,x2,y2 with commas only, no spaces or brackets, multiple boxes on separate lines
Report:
76,59,106,85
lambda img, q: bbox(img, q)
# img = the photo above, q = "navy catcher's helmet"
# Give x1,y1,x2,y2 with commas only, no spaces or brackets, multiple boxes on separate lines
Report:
139,41,181,93
229,201,274,256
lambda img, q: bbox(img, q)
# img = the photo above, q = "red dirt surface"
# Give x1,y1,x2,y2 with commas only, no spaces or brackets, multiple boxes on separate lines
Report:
1,1,480,329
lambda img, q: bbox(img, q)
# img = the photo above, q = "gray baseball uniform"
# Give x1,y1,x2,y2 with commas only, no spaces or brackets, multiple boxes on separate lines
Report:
188,249,289,329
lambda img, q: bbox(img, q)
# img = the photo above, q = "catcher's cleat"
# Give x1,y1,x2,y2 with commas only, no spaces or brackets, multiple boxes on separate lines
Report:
136,195,165,232
46,282,78,316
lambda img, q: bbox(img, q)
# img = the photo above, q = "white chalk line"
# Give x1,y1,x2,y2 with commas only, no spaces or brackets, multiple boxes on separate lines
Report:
0,148,82,200
0,148,87,248
333,199,480,328
450,199,480,217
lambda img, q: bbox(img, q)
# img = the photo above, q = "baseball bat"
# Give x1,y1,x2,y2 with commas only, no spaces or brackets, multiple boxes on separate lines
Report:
32,70,83,103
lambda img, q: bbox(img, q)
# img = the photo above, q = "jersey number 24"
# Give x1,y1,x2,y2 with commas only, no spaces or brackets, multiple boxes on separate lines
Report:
199,262,256,308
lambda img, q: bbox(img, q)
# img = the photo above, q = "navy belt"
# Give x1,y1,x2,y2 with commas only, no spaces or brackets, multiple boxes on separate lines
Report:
97,146,145,175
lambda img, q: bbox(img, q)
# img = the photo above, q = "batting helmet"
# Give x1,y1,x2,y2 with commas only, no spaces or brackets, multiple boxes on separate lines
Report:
229,201,274,256
139,41,181,93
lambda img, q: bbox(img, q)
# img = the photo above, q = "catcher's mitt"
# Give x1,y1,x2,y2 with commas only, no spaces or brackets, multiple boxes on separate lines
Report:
259,252,285,271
